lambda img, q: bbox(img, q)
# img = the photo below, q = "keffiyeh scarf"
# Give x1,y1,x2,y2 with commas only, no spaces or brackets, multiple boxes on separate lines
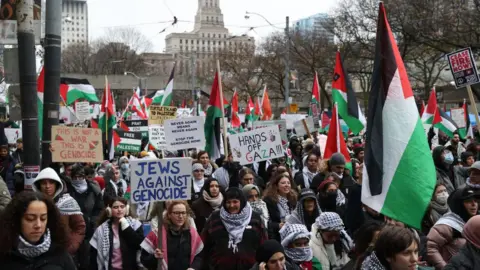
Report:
361,252,386,270
203,190,223,210
56,193,82,215
220,202,253,253
285,247,313,263
17,229,51,258
302,166,317,189
277,196,291,220
336,190,346,206
203,163,213,176
89,217,142,270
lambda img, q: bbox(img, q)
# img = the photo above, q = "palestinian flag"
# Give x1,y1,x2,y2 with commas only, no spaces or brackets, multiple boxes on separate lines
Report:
113,130,142,152
362,2,436,229
421,88,441,125
99,76,116,134
60,78,99,105
204,71,223,160
245,95,255,124
309,72,321,117
37,67,45,138
321,111,331,130
323,103,351,171
331,51,366,134
457,99,471,139
420,100,425,117
435,107,458,138
261,86,272,120
130,89,147,119
161,63,176,106
144,90,165,107
254,96,262,120
231,90,241,128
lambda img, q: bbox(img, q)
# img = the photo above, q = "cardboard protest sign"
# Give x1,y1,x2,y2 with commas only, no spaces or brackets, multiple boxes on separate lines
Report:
164,116,206,150
124,120,149,138
24,165,40,190
450,107,466,128
149,125,167,150
229,126,284,165
447,47,480,88
75,101,91,121
253,120,288,145
5,128,21,144
130,158,192,203
294,117,315,136
113,129,142,152
51,126,103,163
149,105,177,125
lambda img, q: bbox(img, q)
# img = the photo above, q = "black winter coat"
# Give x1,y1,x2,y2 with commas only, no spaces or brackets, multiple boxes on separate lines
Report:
263,196,295,242
191,197,216,233
445,242,480,270
1,245,76,270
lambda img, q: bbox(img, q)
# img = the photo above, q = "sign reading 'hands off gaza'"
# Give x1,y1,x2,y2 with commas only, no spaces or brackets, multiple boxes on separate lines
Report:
229,126,284,165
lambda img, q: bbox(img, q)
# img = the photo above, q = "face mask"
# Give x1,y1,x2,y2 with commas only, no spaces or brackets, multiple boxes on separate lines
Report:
121,163,130,170
435,191,449,205
444,152,454,164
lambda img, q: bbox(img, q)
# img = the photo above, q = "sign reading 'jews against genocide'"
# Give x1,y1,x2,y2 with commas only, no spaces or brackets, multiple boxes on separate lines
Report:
130,158,192,203
164,116,205,150
229,126,284,165
447,47,480,89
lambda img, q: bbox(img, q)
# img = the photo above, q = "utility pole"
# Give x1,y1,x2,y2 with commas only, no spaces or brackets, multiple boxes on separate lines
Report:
41,0,62,168
17,0,40,168
191,53,197,115
284,16,290,113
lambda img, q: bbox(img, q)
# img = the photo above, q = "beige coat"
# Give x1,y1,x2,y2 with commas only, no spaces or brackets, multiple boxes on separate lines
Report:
427,224,466,269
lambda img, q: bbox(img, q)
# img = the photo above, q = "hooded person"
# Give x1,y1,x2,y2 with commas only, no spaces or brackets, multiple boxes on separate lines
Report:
285,189,321,231
243,184,269,228
191,162,206,203
280,223,321,270
294,153,320,190
464,161,480,190
311,153,355,195
32,167,86,255
445,215,480,270
249,240,301,270
427,187,480,269
433,145,456,194
201,187,267,270
118,156,130,184
192,178,224,232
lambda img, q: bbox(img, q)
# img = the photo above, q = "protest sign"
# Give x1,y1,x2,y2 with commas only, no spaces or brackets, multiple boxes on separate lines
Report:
75,101,91,121
447,47,480,89
177,108,194,118
113,129,142,152
229,126,284,165
450,107,466,128
149,105,177,125
5,128,21,144
164,116,205,150
149,125,167,150
24,165,40,190
51,126,103,163
294,117,315,136
130,158,192,203
124,120,149,138
281,114,307,129
253,120,288,145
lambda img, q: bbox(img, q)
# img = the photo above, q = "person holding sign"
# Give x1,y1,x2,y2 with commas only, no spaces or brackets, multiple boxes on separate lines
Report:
201,187,267,270
140,201,204,270
89,197,144,270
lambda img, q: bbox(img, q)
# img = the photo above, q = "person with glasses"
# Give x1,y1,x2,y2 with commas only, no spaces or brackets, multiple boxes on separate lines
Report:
192,178,224,232
90,197,144,270
191,163,206,203
243,184,269,228
141,200,203,270
280,223,321,270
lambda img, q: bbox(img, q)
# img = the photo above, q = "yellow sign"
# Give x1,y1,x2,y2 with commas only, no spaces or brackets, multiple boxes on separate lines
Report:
290,103,298,113
149,106,177,125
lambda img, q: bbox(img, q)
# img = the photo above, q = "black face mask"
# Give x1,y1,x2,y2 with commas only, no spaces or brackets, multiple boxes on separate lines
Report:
321,192,337,211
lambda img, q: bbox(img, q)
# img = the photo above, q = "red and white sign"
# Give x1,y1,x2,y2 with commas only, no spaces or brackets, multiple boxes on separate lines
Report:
446,47,480,88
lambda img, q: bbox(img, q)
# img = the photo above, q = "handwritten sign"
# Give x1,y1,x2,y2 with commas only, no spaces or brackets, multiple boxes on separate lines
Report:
75,101,91,121
177,108,194,118
51,126,103,163
447,47,480,88
149,105,177,125
149,125,167,150
130,158,192,203
229,126,284,165
5,128,21,144
124,120,148,138
164,116,205,150
451,107,466,128
113,129,142,152
253,120,288,145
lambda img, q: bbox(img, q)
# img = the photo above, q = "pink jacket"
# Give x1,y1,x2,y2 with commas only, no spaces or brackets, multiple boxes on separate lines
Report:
427,224,466,269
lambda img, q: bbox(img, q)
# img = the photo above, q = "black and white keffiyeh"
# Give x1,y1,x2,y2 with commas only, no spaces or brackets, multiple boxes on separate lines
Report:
285,246,313,263
279,223,312,262
56,193,82,216
220,202,253,253
336,190,346,206
277,196,291,220
17,229,51,258
361,252,386,270
316,212,344,231
89,217,142,270
203,162,213,177
302,166,317,189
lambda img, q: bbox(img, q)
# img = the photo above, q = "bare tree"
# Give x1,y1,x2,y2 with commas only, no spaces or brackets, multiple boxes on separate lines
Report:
61,43,94,73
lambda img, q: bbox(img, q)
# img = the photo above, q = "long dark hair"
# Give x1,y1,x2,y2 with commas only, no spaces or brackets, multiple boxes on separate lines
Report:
0,191,67,256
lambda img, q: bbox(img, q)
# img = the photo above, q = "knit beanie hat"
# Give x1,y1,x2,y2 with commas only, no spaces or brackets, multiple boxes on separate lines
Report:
329,153,346,166
463,215,480,249
223,187,247,210
255,240,285,263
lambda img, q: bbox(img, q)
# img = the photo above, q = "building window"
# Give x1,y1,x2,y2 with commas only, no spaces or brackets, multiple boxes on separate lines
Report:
197,40,199,44
180,39,182,44
213,34,215,38
202,40,205,44
213,41,216,45
216,17,218,23
208,33,210,37
191,40,194,44
224,34,226,38
202,33,204,37
206,16,209,22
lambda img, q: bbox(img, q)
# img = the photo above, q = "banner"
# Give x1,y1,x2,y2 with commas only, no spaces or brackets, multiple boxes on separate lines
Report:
75,101,91,121
229,126,284,165
450,107,466,128
124,120,149,138
113,129,142,152
5,128,21,144
294,117,315,136
51,126,103,163
0,0,42,45
253,120,288,145
149,105,177,125
164,116,205,150
149,125,167,150
130,158,192,203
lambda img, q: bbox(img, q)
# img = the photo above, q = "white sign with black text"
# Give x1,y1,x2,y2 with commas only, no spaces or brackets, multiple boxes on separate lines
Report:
164,116,206,150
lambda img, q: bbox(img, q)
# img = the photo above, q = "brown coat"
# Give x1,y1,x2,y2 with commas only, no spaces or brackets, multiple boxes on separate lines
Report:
427,224,466,269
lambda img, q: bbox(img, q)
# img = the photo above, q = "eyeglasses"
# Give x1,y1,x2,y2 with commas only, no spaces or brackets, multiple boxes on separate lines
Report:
172,211,187,216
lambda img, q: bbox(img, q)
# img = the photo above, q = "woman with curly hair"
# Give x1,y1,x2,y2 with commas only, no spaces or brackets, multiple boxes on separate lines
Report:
0,191,76,269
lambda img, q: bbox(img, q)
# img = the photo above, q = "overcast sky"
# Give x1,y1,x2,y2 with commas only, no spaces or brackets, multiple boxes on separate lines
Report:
88,0,338,52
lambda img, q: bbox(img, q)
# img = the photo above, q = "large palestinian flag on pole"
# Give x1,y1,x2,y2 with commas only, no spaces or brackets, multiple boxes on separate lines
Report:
204,71,223,160
331,51,366,134
60,78,99,105
37,67,45,138
362,2,436,229
324,103,351,171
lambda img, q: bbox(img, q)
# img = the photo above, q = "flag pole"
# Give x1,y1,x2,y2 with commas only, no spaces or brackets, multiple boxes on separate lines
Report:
216,60,229,158
466,85,480,128
105,76,109,144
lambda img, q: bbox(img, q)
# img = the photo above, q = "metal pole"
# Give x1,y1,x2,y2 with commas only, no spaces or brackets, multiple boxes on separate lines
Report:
41,0,62,168
284,16,290,113
17,0,40,168
191,53,197,115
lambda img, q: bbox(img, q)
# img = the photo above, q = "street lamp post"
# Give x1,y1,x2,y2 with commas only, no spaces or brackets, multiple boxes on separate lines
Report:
124,71,147,95
176,53,197,115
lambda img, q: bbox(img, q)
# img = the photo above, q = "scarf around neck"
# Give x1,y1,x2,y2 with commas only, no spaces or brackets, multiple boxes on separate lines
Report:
466,178,480,189
17,229,51,258
202,190,223,209
220,202,253,253
278,196,291,220
302,166,317,189
203,163,213,176
430,200,449,220
193,178,205,193
71,179,88,194
285,246,313,263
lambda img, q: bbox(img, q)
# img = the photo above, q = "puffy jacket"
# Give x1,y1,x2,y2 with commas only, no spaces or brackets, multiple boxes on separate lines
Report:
427,224,466,269
1,245,76,270
310,224,350,270
445,242,480,270
0,175,11,212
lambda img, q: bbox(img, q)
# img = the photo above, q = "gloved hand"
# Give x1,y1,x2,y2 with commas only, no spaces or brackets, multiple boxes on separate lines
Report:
119,217,129,231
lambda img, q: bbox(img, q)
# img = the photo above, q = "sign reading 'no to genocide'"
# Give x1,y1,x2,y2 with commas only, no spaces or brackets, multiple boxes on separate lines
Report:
129,158,192,203
229,126,284,165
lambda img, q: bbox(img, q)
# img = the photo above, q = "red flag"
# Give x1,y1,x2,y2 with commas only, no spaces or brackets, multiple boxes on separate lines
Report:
246,95,254,116
181,99,186,108
422,88,442,125
321,111,331,129
312,72,320,104
231,90,241,127
420,100,425,117
254,96,262,117
261,86,272,120
323,103,351,163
